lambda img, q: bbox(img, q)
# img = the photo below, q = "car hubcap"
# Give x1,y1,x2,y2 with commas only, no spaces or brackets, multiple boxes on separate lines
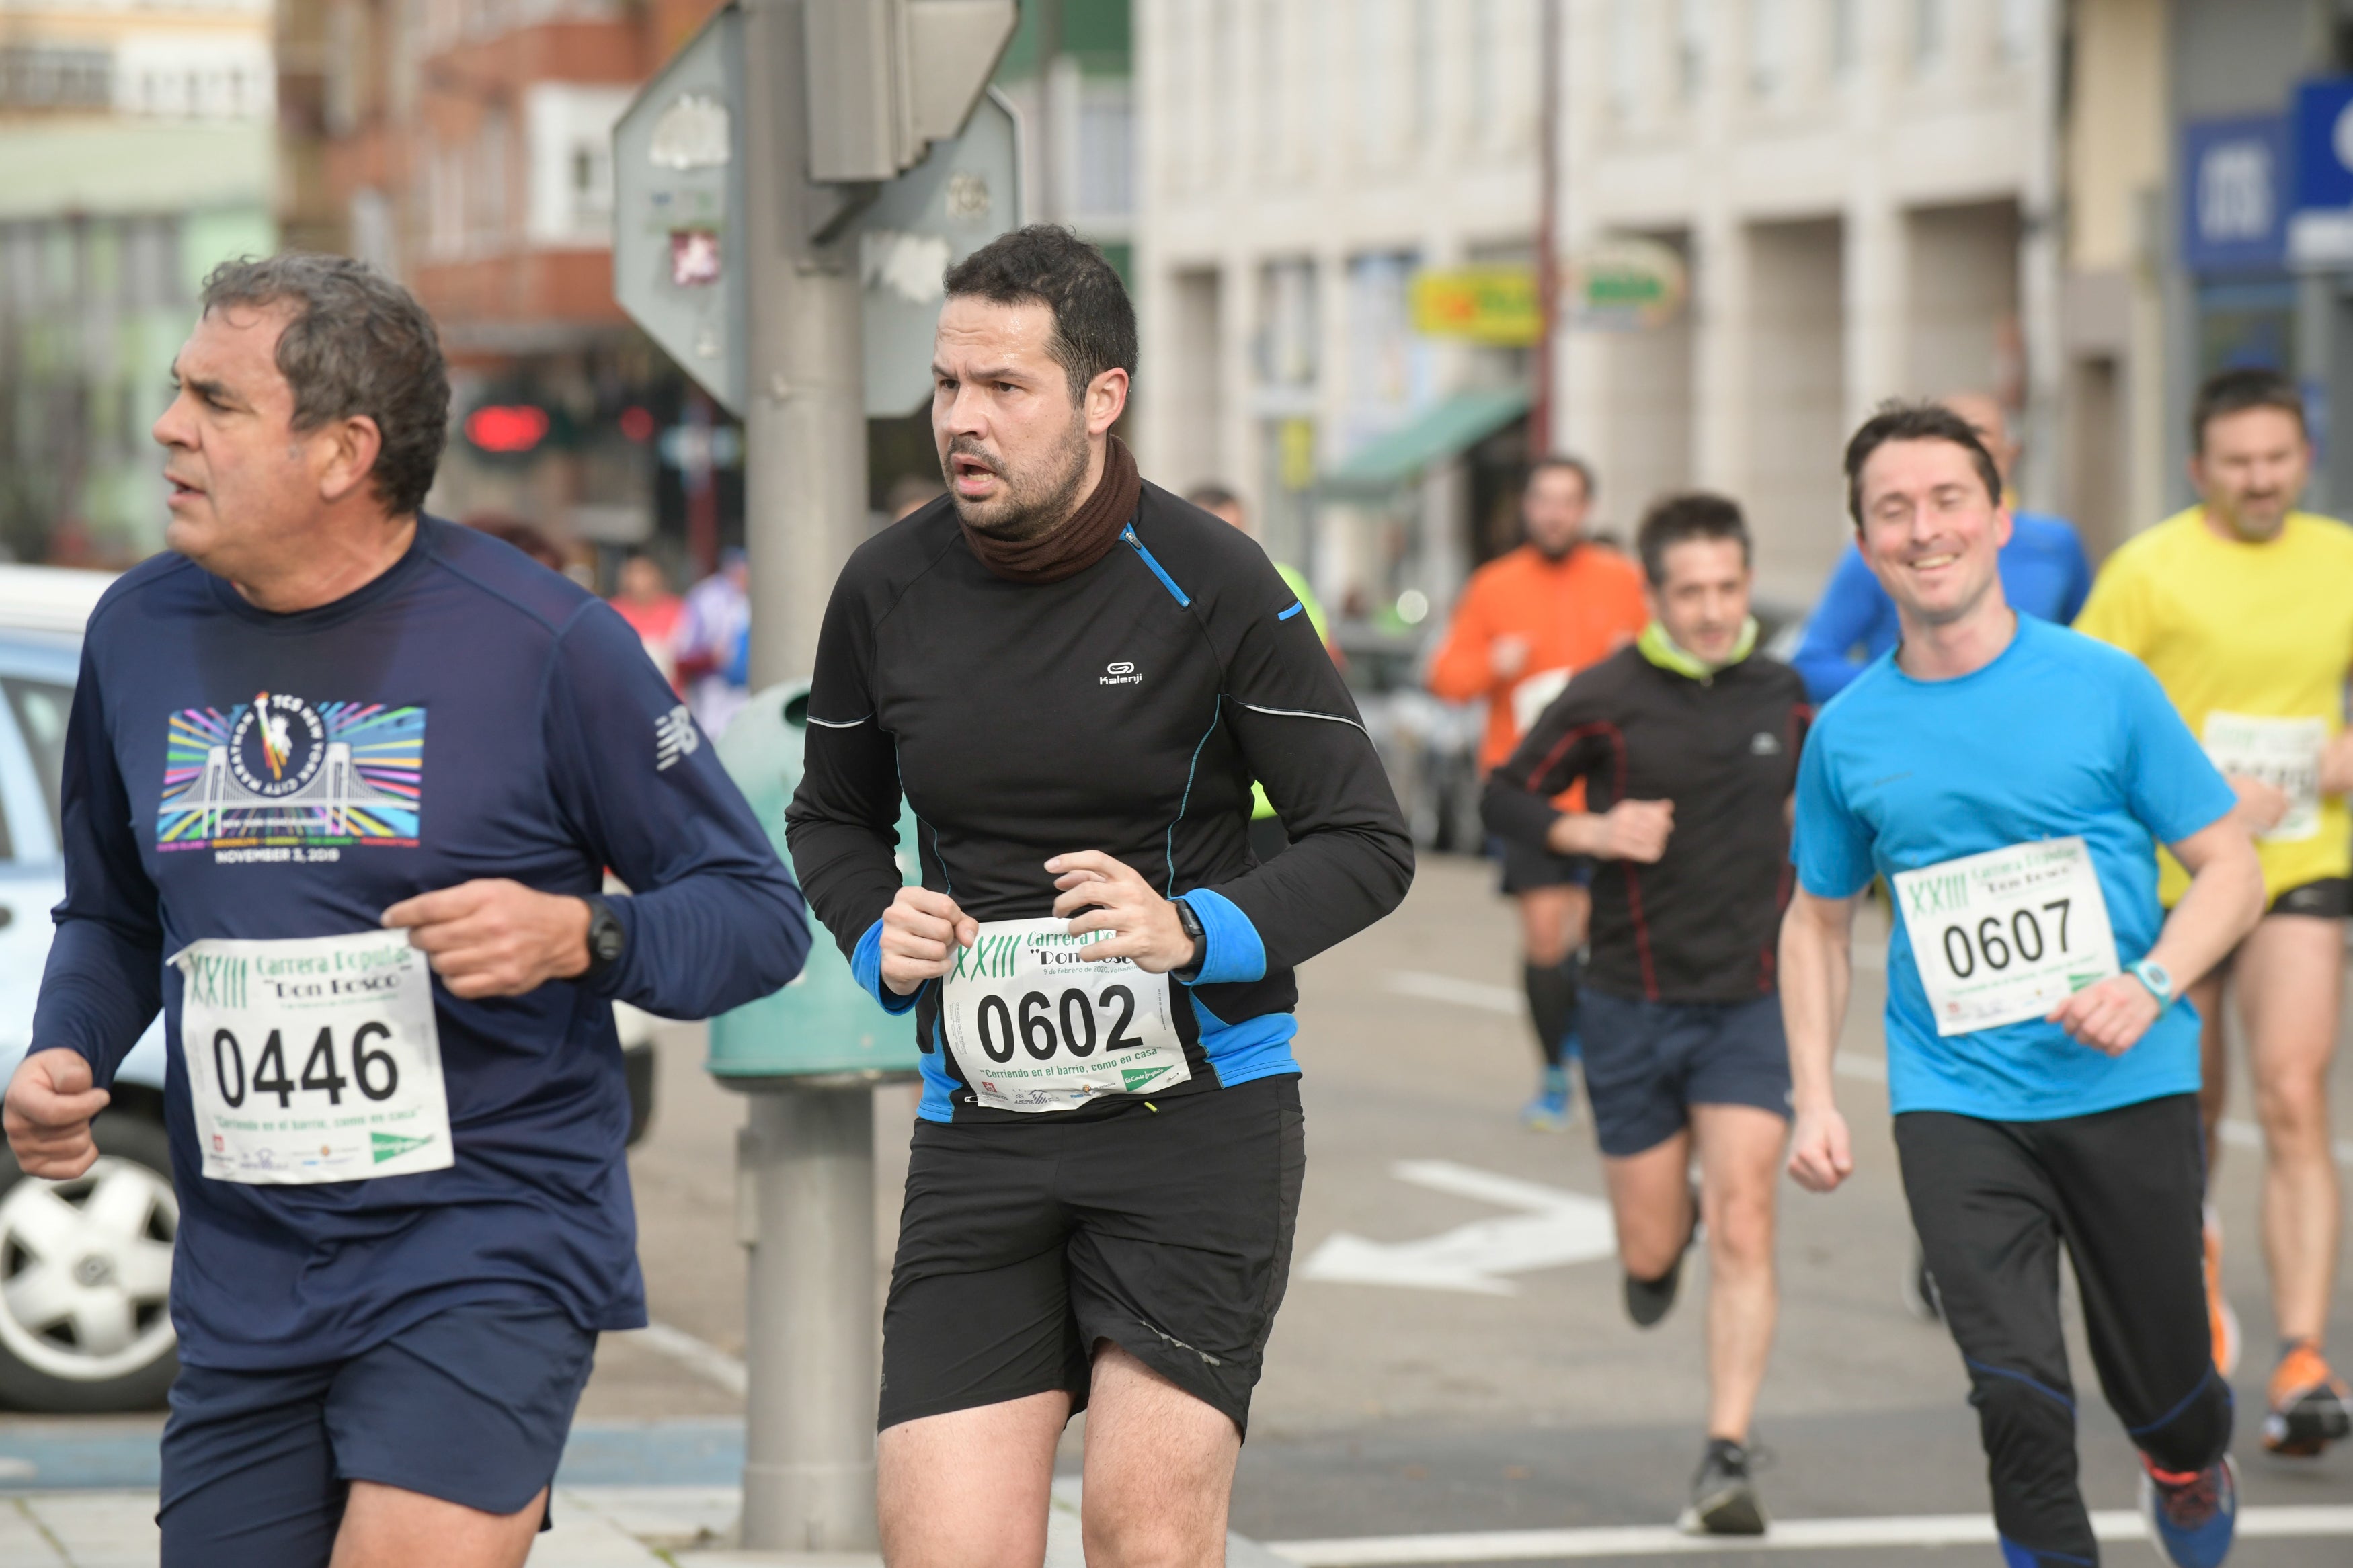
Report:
0,1157,177,1383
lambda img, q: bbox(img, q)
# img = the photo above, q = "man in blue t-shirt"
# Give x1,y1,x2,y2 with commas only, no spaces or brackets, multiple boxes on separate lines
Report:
0,257,808,1567
1780,403,2264,1568
1792,392,2091,705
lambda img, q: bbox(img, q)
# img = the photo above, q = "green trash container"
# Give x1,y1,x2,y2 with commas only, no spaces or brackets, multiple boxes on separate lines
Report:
707,682,923,1087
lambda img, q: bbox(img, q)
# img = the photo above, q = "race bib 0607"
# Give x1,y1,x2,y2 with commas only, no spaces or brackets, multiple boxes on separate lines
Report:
173,930,453,1184
2203,711,2327,843
939,918,1190,1113
1891,837,2120,1038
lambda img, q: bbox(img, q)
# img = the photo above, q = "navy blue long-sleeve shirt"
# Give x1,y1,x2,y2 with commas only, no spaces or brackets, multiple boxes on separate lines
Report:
32,518,808,1369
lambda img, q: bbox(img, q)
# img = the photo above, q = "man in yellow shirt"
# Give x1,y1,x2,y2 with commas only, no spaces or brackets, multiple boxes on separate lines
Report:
2075,367,2353,1458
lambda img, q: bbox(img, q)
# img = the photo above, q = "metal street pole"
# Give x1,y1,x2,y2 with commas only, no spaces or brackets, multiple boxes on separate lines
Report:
735,0,877,1551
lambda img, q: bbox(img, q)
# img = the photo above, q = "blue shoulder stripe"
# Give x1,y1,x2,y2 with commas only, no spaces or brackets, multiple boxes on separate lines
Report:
1277,600,1305,621
1122,526,1191,607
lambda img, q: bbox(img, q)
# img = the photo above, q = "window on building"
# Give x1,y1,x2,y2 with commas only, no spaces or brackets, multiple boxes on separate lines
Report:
1357,0,1390,159
1257,259,1319,388
1076,93,1133,218
1255,0,1281,176
1677,0,1708,99
1411,0,1437,142
1829,0,1858,77
1913,0,1946,71
1999,0,2038,61
1469,0,1497,136
1607,0,1640,118
0,47,112,112
1749,0,1784,97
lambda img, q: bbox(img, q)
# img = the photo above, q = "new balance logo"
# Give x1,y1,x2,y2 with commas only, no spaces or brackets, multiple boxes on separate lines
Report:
655,704,700,771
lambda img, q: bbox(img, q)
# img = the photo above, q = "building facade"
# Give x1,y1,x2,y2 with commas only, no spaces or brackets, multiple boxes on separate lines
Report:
0,0,275,563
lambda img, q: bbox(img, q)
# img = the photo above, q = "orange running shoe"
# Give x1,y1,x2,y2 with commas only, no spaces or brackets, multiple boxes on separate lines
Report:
2262,1339,2352,1457
2202,1206,2239,1379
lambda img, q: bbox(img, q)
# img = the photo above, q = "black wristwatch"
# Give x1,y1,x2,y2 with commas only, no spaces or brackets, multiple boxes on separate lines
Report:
582,895,626,978
1172,896,1205,982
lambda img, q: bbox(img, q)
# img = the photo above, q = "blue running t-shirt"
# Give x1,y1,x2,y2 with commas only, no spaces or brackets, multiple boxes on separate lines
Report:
32,520,809,1370
1792,615,2235,1121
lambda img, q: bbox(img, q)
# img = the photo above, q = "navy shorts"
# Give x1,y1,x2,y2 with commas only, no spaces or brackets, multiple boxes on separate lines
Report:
1579,990,1792,1157
158,1298,596,1568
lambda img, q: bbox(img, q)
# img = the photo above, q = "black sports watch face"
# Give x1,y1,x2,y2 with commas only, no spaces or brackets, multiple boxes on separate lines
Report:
1174,898,1203,944
587,900,626,966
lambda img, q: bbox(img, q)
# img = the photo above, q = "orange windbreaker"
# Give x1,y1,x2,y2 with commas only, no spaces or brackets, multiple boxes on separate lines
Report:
1428,543,1649,778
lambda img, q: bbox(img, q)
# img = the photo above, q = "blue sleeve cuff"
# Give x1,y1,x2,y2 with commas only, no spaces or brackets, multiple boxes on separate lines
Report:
1176,888,1267,987
852,917,920,1014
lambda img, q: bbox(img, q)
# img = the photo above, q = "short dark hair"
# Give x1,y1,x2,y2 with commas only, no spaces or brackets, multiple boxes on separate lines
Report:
200,254,449,518
1842,400,2002,526
1185,483,1240,511
2192,367,2305,452
942,226,1137,403
1637,492,1751,586
1527,454,1595,498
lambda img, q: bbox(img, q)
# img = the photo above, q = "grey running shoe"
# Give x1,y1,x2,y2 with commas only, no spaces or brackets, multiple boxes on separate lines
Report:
1625,1188,1698,1328
1677,1438,1767,1536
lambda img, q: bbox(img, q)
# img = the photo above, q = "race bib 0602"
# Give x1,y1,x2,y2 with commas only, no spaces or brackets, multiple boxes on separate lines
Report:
173,930,453,1184
1891,837,2120,1038
939,918,1190,1113
2203,711,2327,843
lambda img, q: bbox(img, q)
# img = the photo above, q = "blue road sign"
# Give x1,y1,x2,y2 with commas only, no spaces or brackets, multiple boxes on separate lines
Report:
2290,78,2353,267
2184,116,2287,274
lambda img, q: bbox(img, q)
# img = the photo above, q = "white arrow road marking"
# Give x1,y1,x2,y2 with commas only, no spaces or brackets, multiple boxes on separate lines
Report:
1301,1160,1618,1295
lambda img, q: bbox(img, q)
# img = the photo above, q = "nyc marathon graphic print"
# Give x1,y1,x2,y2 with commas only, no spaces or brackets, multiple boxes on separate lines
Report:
158,694,426,864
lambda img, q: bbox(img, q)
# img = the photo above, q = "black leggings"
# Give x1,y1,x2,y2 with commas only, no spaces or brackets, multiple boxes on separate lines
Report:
1895,1096,2231,1567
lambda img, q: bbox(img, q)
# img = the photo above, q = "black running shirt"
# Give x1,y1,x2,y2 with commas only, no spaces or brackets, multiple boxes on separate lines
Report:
787,484,1413,1122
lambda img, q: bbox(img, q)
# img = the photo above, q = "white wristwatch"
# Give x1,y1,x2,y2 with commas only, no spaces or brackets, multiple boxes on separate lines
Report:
2130,958,2176,1008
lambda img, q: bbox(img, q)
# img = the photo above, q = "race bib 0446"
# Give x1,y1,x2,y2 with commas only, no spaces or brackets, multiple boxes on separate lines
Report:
939,918,1190,1113
1891,837,2120,1038
173,930,453,1184
2202,711,2327,843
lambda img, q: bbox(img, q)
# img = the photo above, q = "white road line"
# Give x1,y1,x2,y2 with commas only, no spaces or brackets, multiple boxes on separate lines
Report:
1390,971,1522,1014
621,1321,748,1397
1263,1504,2353,1563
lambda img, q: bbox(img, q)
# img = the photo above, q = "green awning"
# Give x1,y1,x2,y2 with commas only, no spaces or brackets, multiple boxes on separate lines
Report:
1318,386,1532,497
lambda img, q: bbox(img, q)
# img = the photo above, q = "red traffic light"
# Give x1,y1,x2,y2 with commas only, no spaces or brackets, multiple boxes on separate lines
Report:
465,405,551,454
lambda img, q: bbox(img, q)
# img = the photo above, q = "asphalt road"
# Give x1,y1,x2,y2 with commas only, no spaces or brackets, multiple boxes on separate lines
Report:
7,852,2351,1565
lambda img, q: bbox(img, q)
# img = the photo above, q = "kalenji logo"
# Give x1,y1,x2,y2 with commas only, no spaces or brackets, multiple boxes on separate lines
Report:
1100,661,1142,688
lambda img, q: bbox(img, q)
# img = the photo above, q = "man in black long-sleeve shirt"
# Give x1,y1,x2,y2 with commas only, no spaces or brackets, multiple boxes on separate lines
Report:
1483,493,1808,1538
785,229,1411,1568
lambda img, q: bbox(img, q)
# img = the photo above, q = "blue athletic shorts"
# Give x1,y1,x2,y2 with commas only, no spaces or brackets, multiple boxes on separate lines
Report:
157,1298,596,1568
1579,990,1792,1157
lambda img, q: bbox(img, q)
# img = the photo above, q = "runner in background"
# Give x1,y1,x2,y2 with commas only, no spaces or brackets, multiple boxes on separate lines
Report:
609,550,684,692
674,548,752,737
1429,458,1647,1129
1188,482,1337,864
1484,493,1808,1536
887,472,949,522
1792,391,2090,706
2075,367,2353,1456
1784,401,2261,1568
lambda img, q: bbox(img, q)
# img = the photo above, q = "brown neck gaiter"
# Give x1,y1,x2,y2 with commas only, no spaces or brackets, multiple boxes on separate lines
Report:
958,436,1142,585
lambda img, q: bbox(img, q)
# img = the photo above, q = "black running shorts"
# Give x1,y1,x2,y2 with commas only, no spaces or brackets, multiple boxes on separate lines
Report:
2268,875,2352,919
1492,835,1595,895
879,1073,1304,1436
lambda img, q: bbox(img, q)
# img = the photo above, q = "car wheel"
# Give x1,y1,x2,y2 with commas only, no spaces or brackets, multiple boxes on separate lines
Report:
0,1113,180,1412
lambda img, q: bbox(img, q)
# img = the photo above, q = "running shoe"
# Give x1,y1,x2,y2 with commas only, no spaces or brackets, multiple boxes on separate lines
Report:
2136,1453,2236,1568
1677,1438,1767,1536
1624,1192,1698,1329
2202,1204,2239,1379
1519,1065,1573,1132
1900,1243,1944,1323
2262,1339,2352,1457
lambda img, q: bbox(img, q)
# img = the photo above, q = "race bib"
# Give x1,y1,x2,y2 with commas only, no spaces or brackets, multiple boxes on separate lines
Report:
939,918,1190,1113
1891,837,2120,1037
2202,711,2326,843
173,930,454,1184
1509,667,1574,739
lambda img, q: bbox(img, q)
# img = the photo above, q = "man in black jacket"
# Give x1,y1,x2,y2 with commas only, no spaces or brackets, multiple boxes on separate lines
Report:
786,227,1412,1568
1484,493,1808,1538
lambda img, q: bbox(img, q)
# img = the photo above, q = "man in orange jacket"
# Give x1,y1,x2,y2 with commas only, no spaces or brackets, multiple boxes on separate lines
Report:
1430,456,1648,1126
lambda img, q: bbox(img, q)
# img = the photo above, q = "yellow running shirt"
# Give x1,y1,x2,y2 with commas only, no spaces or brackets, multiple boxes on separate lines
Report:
2074,507,2353,904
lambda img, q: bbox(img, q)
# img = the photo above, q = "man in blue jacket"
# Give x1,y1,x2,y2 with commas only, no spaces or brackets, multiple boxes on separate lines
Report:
1793,392,2089,704
1,255,809,1568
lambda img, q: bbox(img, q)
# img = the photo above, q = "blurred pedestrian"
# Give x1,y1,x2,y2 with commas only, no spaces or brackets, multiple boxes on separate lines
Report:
1791,391,2089,705
463,513,565,573
1484,493,1807,1536
887,472,948,522
610,550,684,690
1427,456,1647,1130
1187,482,1336,864
676,548,752,736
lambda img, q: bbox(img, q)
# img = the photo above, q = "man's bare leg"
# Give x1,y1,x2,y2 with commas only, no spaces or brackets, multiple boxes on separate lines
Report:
1691,1104,1788,1444
2235,915,2344,1346
1603,1129,1696,1282
1517,883,1589,969
1081,1343,1240,1568
879,1390,1070,1568
329,1481,544,1568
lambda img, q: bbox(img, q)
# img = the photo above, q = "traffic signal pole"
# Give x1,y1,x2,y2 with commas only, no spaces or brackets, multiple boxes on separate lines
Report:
737,0,879,1550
